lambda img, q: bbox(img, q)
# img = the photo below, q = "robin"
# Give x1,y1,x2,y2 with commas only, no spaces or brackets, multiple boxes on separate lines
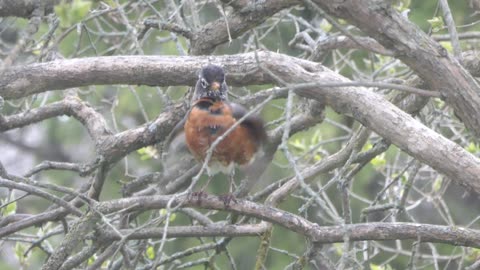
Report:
167,64,267,203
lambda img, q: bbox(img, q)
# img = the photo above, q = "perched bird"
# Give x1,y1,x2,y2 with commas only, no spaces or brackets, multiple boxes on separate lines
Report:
168,64,267,203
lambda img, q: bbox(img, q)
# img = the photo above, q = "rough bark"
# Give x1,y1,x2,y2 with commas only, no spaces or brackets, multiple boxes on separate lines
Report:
1,51,479,195
310,0,480,137
0,0,56,18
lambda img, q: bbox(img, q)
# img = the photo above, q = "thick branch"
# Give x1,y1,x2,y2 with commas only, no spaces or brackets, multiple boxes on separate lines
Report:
310,0,480,137
95,195,480,248
0,101,68,132
0,0,56,18
189,0,300,54
1,51,479,194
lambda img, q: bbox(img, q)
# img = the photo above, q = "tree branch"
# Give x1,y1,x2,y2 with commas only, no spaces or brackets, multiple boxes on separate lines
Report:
310,0,480,137
0,0,56,18
93,194,480,248
1,51,479,195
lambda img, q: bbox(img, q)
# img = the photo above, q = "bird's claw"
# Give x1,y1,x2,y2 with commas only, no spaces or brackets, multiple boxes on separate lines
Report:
189,190,208,202
218,193,237,206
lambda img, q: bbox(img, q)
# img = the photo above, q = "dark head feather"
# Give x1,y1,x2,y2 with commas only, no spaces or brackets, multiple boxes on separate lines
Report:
192,65,228,102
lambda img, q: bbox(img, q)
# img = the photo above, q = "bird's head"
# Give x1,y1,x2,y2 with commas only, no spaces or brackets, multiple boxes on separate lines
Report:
193,65,228,101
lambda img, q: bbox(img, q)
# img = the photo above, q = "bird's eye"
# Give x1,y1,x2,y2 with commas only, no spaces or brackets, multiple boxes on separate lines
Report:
200,78,208,88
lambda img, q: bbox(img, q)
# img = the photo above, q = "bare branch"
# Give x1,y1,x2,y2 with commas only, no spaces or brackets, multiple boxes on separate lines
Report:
2,52,479,195
93,194,480,248
310,0,480,137
0,0,56,18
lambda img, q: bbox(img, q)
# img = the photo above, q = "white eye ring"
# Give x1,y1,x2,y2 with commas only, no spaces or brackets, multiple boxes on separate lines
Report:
200,78,208,88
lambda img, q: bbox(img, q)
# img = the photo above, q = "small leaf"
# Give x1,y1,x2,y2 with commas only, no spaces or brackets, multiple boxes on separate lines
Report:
289,139,306,151
333,243,343,256
400,174,408,185
4,201,17,215
54,2,69,28
101,260,110,268
71,0,92,23
433,177,443,192
466,248,480,262
311,129,322,144
15,242,27,264
433,98,445,108
371,153,386,170
440,41,453,53
137,146,159,160
466,142,479,154
146,246,155,260
362,142,373,152
88,256,95,266
319,20,332,33
427,16,444,32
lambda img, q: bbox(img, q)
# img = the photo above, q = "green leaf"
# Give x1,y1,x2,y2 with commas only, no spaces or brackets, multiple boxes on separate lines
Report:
440,41,453,53
289,139,306,151
15,242,27,264
400,174,408,185
71,0,92,23
146,246,155,260
433,98,445,108
466,142,479,154
370,153,386,170
88,256,95,265
427,16,444,32
393,0,411,12
466,248,480,262
319,20,332,33
401,0,411,8
54,3,69,28
101,260,110,268
137,146,159,160
311,129,321,144
4,201,17,215
362,142,373,151
433,177,443,192
333,243,343,256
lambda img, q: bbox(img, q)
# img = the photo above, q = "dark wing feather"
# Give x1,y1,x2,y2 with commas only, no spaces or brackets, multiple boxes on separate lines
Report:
229,102,267,145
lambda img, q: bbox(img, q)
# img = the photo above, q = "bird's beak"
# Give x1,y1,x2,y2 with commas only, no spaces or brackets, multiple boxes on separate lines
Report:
210,81,221,91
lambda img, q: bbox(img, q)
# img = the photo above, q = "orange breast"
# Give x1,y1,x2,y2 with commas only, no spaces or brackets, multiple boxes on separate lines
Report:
184,101,258,169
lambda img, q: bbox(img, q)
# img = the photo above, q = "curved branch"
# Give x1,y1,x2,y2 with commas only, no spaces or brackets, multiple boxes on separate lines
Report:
1,51,479,195
189,0,300,54
309,0,480,137
0,101,69,132
95,194,480,248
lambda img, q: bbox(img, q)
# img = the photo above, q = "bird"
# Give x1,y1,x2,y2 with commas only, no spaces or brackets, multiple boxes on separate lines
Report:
167,64,267,204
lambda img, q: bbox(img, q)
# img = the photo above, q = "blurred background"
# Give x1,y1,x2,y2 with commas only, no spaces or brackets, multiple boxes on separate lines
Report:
1,0,480,269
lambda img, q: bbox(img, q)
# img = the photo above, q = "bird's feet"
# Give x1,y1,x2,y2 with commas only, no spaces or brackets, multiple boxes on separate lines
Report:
218,193,237,207
189,190,208,202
